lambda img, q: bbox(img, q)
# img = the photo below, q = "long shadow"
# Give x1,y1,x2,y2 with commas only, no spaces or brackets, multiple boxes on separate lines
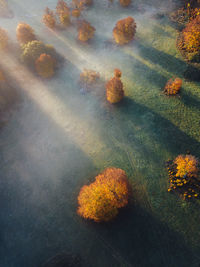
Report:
138,42,188,77
112,98,200,157
181,89,200,110
91,204,200,267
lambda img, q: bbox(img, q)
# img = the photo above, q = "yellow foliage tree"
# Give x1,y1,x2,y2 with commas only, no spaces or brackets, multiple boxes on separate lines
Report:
106,69,124,104
16,23,36,44
178,15,200,61
174,154,199,178
35,53,55,78
113,16,136,45
77,168,130,222
0,27,8,50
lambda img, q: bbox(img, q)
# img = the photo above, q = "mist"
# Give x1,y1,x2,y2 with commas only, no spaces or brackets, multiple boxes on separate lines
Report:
1,0,200,266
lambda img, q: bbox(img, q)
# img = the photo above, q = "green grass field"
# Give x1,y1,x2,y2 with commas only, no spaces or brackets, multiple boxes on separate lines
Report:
0,0,200,266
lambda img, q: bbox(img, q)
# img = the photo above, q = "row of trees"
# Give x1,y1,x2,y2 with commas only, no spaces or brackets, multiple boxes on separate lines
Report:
42,0,93,30
42,0,137,44
16,23,57,78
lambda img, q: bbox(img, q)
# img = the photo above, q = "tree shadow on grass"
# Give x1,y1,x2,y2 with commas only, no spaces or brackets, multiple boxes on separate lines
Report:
91,204,200,267
138,42,188,77
130,55,168,89
112,97,200,157
181,90,200,110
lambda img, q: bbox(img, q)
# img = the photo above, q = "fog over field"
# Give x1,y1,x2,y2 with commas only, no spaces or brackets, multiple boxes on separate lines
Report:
0,0,200,266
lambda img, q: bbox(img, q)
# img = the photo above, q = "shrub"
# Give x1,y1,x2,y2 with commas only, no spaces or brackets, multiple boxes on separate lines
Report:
35,53,55,78
43,7,56,29
78,20,95,42
16,23,36,44
106,69,124,103
177,15,200,62
164,78,182,95
119,0,131,7
0,27,8,50
77,167,130,222
21,40,56,66
113,16,136,45
56,0,70,26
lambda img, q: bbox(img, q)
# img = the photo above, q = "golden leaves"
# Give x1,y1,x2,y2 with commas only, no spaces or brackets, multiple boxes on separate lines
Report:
77,168,130,222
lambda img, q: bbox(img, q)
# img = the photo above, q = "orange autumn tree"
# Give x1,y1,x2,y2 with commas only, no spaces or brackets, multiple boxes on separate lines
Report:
174,154,199,178
164,77,182,95
35,53,55,78
113,16,136,45
119,0,131,7
77,168,130,222
16,23,36,44
43,7,56,29
78,20,95,42
178,15,200,61
0,27,8,50
56,0,70,27
106,69,124,104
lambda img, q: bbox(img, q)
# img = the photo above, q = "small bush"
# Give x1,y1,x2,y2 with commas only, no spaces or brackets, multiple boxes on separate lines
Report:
43,7,56,29
77,167,130,222
78,20,95,42
164,78,182,95
106,69,124,103
16,23,36,44
113,16,136,45
0,27,8,50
